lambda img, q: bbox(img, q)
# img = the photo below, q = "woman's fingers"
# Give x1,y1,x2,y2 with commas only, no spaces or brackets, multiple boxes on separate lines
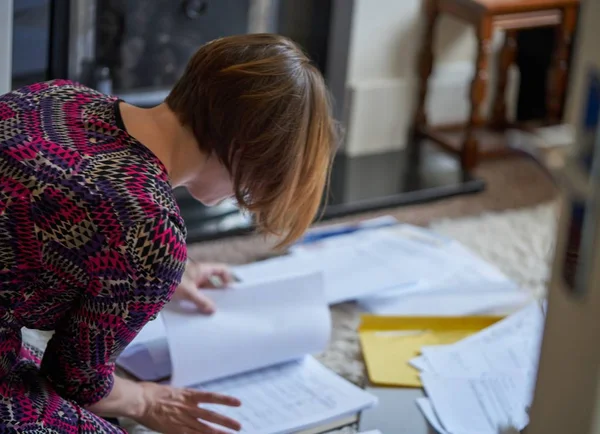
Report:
180,390,242,431
185,389,241,407
195,263,233,288
193,406,242,431
185,289,216,314
215,267,234,285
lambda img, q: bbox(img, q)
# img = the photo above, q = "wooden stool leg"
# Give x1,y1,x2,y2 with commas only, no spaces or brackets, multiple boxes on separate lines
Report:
462,17,493,171
410,0,439,144
491,29,517,130
547,5,578,123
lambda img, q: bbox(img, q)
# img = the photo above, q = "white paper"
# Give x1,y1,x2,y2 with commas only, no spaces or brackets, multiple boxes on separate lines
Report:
419,303,544,379
234,226,484,305
421,372,530,434
409,356,429,371
117,315,172,381
197,356,377,434
233,234,417,304
293,215,398,249
358,229,523,316
415,398,450,434
360,282,531,316
359,431,383,434
450,301,545,349
414,304,543,434
163,272,331,387
373,224,508,284
230,254,312,283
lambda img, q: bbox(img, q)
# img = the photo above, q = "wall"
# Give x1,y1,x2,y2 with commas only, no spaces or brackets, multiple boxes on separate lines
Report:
340,0,519,156
0,0,13,94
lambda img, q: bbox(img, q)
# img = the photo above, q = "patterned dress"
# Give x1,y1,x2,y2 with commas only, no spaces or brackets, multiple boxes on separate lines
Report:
0,80,188,433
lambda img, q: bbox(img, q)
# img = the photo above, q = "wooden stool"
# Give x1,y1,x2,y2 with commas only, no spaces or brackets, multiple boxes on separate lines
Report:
411,0,579,171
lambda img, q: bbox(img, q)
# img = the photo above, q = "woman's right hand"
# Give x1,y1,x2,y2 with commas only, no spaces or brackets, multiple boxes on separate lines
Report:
135,382,242,434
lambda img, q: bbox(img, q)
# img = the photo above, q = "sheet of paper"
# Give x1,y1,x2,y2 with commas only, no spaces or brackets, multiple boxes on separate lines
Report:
421,372,530,434
448,301,544,348
421,335,540,381
415,398,450,434
360,282,531,316
197,356,377,434
117,315,172,381
358,431,383,434
373,224,509,284
358,229,523,316
419,303,544,379
163,272,331,387
235,228,484,304
233,235,417,304
409,356,428,371
230,254,315,283
293,215,398,247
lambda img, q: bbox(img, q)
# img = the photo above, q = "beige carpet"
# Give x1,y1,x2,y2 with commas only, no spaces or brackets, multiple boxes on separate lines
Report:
23,156,559,433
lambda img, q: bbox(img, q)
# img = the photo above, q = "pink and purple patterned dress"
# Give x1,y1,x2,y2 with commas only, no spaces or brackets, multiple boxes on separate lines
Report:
0,80,188,432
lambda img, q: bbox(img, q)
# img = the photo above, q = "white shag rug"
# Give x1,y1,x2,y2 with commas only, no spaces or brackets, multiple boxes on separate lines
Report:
22,201,559,433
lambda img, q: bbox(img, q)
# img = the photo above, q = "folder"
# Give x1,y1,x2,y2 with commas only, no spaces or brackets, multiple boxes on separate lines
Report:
358,314,504,387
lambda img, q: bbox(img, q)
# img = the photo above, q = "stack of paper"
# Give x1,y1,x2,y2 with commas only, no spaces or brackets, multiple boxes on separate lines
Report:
233,219,528,315
358,225,531,316
410,303,545,434
198,356,377,434
118,272,377,434
233,227,453,304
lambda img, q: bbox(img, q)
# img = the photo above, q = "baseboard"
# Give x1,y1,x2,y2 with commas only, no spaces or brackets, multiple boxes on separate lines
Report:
344,60,520,157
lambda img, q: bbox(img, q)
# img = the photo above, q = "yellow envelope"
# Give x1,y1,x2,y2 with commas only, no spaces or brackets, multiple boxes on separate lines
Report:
358,314,504,387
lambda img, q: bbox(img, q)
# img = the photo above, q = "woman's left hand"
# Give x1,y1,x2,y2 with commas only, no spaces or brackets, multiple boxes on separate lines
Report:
172,260,233,314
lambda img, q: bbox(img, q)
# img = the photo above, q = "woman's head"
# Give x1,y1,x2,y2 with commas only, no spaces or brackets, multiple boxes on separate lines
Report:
166,34,337,246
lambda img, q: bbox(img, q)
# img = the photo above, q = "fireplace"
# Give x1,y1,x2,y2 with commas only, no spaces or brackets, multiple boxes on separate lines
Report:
94,0,252,103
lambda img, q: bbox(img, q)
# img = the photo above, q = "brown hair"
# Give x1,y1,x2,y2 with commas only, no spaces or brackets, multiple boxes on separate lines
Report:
166,34,337,246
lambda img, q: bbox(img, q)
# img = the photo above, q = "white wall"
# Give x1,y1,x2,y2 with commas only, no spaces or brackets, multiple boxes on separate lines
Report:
0,0,13,94
342,0,519,156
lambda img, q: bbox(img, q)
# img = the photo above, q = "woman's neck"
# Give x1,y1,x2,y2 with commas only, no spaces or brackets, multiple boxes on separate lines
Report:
117,102,206,188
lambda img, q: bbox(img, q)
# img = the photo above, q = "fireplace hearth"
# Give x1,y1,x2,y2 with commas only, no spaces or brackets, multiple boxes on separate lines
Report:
177,144,483,243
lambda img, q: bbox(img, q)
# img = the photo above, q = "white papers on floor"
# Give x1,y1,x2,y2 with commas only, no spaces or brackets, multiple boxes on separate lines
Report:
411,303,545,434
359,281,531,316
119,272,329,384
118,272,377,434
232,229,445,304
358,225,529,316
233,221,521,310
198,356,377,434
421,372,530,434
163,271,331,387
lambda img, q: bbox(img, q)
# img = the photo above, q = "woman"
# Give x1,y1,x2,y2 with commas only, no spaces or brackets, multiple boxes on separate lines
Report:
0,34,335,433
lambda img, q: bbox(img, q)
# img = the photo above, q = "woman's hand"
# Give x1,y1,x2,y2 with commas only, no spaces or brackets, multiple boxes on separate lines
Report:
172,260,234,314
135,382,242,434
